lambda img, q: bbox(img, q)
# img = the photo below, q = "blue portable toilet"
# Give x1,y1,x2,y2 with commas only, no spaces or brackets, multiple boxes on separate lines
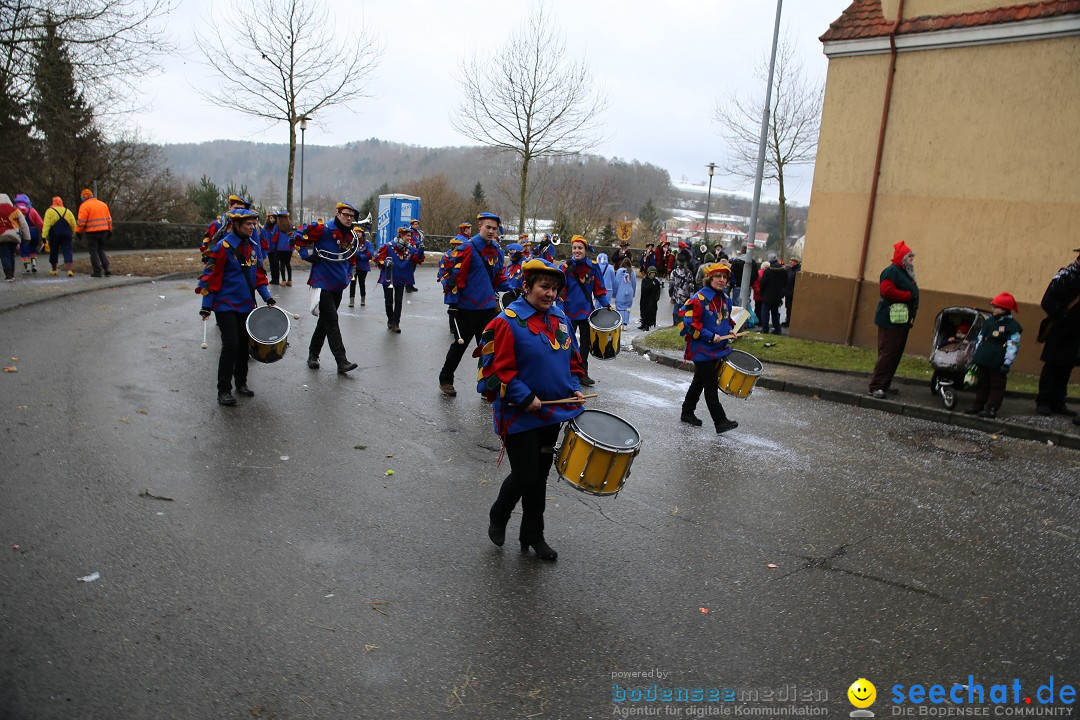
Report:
377,193,421,248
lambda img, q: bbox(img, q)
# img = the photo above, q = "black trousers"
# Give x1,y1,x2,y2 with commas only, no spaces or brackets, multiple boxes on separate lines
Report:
760,302,782,334
309,289,347,361
86,232,110,274
267,251,281,283
572,319,591,375
277,252,292,282
215,311,250,394
682,358,728,425
489,423,562,543
383,284,405,325
350,270,368,300
1037,363,1075,410
440,307,497,384
870,326,910,392
973,365,1008,411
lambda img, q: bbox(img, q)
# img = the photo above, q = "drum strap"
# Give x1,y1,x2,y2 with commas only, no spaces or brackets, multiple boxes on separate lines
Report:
228,242,258,303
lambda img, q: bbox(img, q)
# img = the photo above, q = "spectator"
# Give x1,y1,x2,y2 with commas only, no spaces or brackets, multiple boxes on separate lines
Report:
638,266,661,331
613,257,637,327
759,254,788,335
964,292,1022,419
595,252,615,307
668,254,696,326
76,188,113,278
0,194,31,281
1035,247,1080,418
783,257,801,327
14,194,42,273
868,241,919,398
42,196,77,277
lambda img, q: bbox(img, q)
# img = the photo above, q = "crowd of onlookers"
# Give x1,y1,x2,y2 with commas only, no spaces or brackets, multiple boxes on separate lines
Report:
0,190,113,280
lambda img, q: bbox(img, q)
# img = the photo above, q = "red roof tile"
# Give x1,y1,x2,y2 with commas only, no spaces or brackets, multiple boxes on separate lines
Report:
821,0,1080,42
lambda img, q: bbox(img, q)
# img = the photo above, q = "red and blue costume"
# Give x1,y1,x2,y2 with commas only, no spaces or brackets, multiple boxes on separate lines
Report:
679,286,734,362
196,233,271,312
444,236,511,310
479,288,584,558
297,219,352,292
559,256,608,322
477,297,585,436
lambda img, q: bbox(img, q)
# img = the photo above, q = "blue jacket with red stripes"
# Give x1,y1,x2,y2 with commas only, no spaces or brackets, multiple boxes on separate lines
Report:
196,232,271,312
559,256,609,322
444,235,510,310
297,218,353,291
477,297,585,436
678,286,734,362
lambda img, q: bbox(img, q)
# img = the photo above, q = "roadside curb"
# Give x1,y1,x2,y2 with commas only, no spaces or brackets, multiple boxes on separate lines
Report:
0,271,201,314
630,338,1080,450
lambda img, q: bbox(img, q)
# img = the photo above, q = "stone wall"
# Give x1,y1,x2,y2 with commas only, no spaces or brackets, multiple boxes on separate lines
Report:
71,222,204,251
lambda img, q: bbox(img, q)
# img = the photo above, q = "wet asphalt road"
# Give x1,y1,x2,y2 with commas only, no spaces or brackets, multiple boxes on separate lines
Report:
1,275,1078,719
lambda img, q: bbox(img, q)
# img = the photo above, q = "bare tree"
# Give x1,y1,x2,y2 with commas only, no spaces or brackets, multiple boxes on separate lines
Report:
0,0,173,116
400,174,471,237
199,0,381,218
451,3,607,234
714,40,822,261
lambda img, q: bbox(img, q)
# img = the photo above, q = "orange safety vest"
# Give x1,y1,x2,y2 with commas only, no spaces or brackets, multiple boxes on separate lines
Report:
76,197,113,234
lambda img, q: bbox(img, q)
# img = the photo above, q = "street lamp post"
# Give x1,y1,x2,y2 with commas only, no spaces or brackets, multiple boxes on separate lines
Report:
703,162,716,254
299,116,308,226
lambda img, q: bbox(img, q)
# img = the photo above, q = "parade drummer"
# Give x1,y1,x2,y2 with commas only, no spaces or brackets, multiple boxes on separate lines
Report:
505,242,525,293
478,258,586,561
559,235,611,387
201,193,250,261
438,211,512,397
405,219,424,292
297,201,360,374
678,261,739,433
196,208,276,406
377,227,425,333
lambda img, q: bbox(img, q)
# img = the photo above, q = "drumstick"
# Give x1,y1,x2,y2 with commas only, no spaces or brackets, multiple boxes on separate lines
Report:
272,305,302,320
717,331,751,342
451,314,465,345
539,393,598,405
200,320,208,349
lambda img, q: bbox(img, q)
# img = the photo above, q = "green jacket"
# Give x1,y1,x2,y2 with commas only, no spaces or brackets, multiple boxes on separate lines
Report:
874,263,919,329
972,313,1022,370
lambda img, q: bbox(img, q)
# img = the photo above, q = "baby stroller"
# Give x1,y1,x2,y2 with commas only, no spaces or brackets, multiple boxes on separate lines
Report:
929,306,991,409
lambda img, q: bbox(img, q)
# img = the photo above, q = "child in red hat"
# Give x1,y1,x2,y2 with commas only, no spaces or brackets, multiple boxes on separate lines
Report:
964,292,1022,419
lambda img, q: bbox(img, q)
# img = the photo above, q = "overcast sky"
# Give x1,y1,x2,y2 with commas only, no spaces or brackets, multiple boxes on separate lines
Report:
138,0,853,205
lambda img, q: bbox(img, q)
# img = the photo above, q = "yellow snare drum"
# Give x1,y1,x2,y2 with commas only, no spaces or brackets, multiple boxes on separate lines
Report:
588,307,622,361
555,410,641,497
246,306,290,364
716,349,762,398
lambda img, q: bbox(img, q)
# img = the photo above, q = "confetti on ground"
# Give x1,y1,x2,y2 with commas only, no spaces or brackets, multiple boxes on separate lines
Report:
364,644,379,653
77,571,101,583
11,544,20,550
354,445,367,450
2,366,16,373
280,455,289,461
9,357,18,361
767,563,778,569
385,470,395,476
699,607,709,614
137,409,148,415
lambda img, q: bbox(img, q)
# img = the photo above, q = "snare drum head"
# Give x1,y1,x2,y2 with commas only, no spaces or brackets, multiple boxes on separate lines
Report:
571,409,640,449
588,307,622,332
247,306,290,344
725,349,762,373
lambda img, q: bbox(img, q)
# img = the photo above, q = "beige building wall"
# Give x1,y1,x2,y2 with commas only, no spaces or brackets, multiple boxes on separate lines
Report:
797,33,1080,374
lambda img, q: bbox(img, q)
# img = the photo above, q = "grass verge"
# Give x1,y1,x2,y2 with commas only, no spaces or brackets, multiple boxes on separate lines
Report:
640,326,1078,398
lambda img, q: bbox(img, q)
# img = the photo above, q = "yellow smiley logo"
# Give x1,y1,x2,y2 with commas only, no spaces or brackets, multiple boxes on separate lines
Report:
848,678,876,708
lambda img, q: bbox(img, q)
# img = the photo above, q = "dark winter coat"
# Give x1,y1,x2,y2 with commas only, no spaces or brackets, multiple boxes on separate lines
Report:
1039,260,1080,366
759,264,788,305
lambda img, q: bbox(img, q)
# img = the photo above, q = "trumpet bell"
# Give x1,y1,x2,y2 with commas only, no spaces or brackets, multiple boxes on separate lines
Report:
551,234,561,245
700,244,708,254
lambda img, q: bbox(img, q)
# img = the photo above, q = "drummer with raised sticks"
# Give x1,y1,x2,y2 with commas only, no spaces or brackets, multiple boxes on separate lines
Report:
196,208,277,406
478,258,586,561
678,261,739,433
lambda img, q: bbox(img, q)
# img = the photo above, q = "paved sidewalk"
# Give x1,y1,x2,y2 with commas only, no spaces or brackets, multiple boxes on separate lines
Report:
632,338,1080,450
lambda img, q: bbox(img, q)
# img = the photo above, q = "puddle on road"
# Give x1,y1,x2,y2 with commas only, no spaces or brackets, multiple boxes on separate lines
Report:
890,428,1008,461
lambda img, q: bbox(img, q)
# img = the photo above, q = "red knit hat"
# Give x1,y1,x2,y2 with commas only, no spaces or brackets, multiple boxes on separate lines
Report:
991,292,1018,313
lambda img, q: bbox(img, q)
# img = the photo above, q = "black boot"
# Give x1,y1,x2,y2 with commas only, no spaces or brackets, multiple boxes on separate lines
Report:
487,522,506,547
680,411,703,426
715,418,739,434
521,538,558,561
235,384,254,397
336,358,358,374
307,355,320,369
217,391,237,406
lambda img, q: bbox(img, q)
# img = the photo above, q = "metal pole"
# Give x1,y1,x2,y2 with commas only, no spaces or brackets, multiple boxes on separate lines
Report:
703,163,715,251
740,0,783,312
299,116,307,226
